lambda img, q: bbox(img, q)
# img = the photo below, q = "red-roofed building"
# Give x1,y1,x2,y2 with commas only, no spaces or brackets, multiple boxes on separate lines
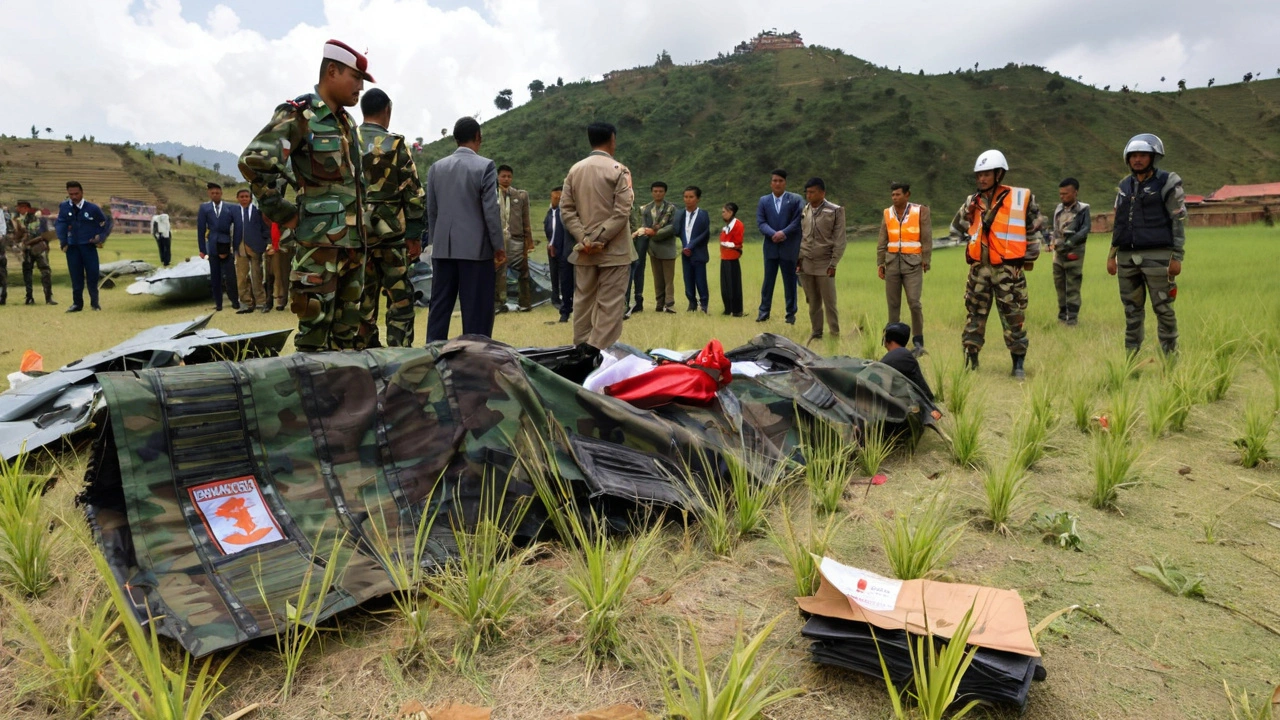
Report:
1205,183,1280,203
1184,194,1205,206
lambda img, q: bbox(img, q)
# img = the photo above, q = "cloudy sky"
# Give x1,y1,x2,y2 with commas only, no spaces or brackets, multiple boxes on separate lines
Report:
2,0,1276,154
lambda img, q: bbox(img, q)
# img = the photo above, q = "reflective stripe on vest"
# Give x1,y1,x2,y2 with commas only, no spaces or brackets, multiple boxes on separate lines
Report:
966,186,1029,264
884,204,922,253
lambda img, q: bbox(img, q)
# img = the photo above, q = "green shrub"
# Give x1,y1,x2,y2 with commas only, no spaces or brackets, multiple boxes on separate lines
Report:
768,502,845,597
947,401,985,469
800,418,857,514
1089,433,1142,510
876,495,964,580
1133,555,1205,598
1235,399,1275,468
980,459,1030,535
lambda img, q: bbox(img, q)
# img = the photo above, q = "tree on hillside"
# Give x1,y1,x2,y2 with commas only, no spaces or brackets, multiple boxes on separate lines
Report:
656,50,673,68
1177,79,1187,91
494,88,514,111
144,149,154,160
441,128,448,137
1243,72,1254,83
556,77,564,87
1207,78,1215,88
64,134,73,141
1160,76,1166,82
177,153,183,166
30,125,39,139
213,162,221,174
1045,77,1065,93
528,79,545,97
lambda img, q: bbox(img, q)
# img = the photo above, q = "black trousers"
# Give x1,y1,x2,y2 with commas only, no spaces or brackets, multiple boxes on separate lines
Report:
209,245,238,309
548,248,561,305
758,255,798,318
66,244,100,307
682,256,709,310
427,257,496,342
720,259,743,315
557,257,575,318
155,234,172,266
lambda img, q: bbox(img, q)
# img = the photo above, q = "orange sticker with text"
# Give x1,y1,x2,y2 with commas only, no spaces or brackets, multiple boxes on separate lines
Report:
188,476,285,555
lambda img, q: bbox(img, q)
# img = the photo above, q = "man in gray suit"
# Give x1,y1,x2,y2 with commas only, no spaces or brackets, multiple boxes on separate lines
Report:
425,117,506,342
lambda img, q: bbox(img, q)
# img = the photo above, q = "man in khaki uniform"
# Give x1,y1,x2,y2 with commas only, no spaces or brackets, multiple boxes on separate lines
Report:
561,122,635,353
876,181,932,355
495,164,534,312
798,177,846,342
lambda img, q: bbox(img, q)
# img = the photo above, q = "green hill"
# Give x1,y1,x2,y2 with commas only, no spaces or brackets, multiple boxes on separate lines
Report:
416,48,1280,228
0,137,236,221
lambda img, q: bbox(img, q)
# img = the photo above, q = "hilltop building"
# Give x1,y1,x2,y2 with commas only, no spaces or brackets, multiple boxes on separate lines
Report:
734,30,804,54
109,196,157,234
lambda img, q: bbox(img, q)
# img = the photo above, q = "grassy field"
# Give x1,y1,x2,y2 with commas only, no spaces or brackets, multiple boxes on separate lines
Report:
1,225,1278,719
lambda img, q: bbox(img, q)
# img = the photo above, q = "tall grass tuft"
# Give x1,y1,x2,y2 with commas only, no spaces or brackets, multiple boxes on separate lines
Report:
528,446,661,664
1010,404,1054,471
0,448,57,596
3,590,118,718
1223,679,1277,720
256,531,349,700
1104,387,1142,442
425,474,536,659
980,459,1031,535
658,614,804,720
874,600,983,720
1103,352,1143,393
91,547,236,720
946,365,978,416
929,357,949,405
687,458,738,557
725,450,794,539
800,418,856,514
947,400,985,469
1089,433,1142,510
1146,380,1192,439
1070,378,1096,433
1235,399,1275,469
876,495,965,580
855,421,894,478
1263,355,1280,412
768,502,845,597
363,496,440,663
1205,340,1243,403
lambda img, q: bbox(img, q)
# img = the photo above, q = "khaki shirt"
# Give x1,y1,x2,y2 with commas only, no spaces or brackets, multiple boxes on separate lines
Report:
799,200,847,275
561,150,634,267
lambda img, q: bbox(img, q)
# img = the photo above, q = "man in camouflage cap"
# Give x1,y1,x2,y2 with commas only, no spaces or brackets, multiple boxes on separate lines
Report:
358,88,424,347
948,149,1044,379
239,39,372,352
10,201,57,305
1108,133,1185,355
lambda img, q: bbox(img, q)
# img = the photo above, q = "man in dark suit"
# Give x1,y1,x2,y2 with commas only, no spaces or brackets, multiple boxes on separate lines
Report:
755,168,804,323
233,188,271,313
196,182,241,312
544,185,573,323
54,180,109,312
425,117,505,341
672,185,710,313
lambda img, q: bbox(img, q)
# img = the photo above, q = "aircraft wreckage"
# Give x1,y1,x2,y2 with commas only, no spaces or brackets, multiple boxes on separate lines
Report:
80,332,938,657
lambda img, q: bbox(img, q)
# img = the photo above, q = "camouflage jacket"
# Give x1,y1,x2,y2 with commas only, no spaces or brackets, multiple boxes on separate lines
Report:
1050,201,1091,257
238,90,366,249
11,211,48,246
947,187,1044,265
359,122,425,246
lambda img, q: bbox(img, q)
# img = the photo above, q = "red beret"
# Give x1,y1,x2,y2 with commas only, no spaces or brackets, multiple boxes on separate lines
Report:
323,39,375,82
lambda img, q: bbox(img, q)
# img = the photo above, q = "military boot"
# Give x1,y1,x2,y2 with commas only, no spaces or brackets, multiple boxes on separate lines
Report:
0,288,6,305
1065,303,1079,326
1011,353,1026,380
912,336,927,358
43,276,56,305
25,293,34,305
964,351,980,371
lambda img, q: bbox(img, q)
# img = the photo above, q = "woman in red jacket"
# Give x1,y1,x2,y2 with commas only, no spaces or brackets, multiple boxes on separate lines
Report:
719,202,745,316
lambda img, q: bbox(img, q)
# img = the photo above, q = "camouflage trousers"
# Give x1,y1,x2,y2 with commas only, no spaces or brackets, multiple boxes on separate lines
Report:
1052,253,1084,321
962,263,1028,355
1116,250,1177,353
290,243,365,352
22,246,53,298
359,243,416,348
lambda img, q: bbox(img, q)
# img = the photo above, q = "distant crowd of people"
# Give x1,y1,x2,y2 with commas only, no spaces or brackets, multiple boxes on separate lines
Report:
2,39,1188,387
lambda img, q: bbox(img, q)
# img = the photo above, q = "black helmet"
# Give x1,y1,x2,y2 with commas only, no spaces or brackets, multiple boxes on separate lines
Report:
882,322,911,347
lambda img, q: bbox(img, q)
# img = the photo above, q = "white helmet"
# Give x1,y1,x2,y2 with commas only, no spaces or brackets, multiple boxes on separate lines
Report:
1123,133,1165,164
973,149,1009,173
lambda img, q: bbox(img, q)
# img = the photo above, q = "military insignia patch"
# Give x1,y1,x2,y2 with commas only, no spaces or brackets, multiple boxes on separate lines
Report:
188,476,285,555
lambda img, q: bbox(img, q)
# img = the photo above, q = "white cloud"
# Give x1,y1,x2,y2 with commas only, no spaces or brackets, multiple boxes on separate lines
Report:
1,0,1277,158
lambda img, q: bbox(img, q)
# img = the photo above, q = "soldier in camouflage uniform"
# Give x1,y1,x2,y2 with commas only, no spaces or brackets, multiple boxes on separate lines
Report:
10,201,57,305
358,89,425,348
1108,134,1186,355
238,39,373,352
948,150,1043,379
1049,178,1090,325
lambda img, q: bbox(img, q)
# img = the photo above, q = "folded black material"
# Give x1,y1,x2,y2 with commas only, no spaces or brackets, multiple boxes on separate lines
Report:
802,615,1044,709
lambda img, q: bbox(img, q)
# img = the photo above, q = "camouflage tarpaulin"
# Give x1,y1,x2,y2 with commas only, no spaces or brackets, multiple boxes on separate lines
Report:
83,334,937,656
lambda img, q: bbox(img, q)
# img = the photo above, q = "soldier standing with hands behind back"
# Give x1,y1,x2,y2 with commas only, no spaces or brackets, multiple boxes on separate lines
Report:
239,39,372,352
359,87,425,347
1049,178,1091,326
